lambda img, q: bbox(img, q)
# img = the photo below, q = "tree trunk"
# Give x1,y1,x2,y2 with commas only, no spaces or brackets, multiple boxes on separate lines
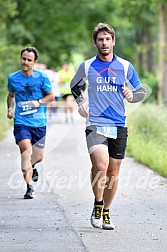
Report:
146,30,154,73
158,2,167,103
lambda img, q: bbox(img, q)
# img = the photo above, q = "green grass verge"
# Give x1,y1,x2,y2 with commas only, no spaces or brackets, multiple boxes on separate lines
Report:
127,103,167,177
0,94,12,140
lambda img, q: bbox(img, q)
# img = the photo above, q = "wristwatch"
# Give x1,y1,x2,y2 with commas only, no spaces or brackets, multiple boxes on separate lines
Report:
38,99,42,105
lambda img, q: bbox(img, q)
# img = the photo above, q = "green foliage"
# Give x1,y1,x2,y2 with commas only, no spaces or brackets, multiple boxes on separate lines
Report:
0,0,17,24
127,103,167,177
10,0,90,66
4,0,159,69
0,1,21,94
0,44,21,94
141,72,158,102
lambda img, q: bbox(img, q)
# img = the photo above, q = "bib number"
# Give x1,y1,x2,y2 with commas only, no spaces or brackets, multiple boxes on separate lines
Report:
18,101,37,116
96,126,117,139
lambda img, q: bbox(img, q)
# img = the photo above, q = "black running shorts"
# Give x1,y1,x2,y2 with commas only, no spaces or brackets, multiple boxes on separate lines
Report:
85,126,128,159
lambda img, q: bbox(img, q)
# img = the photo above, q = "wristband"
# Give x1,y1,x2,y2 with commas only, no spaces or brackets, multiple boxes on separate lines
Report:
8,108,13,111
38,99,42,104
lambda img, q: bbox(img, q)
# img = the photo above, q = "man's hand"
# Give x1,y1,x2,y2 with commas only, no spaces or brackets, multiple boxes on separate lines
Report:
78,101,89,118
7,108,14,119
29,100,40,108
122,87,133,102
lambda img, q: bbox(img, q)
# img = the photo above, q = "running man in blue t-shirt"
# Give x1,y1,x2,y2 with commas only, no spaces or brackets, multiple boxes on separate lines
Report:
70,23,146,230
7,47,54,199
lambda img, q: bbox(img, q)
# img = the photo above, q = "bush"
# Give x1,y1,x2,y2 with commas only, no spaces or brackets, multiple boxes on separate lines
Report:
141,72,158,102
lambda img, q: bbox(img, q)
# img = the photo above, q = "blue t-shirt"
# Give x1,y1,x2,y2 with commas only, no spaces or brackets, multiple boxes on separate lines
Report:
71,55,142,127
8,69,52,127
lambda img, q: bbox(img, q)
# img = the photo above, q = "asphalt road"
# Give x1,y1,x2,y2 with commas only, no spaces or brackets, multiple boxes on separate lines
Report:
0,110,167,252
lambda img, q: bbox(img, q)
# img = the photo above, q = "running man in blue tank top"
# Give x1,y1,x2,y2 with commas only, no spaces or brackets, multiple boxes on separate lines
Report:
70,23,146,230
7,47,54,199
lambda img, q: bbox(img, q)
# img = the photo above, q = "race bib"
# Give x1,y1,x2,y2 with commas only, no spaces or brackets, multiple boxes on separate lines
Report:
18,101,37,116
96,126,117,139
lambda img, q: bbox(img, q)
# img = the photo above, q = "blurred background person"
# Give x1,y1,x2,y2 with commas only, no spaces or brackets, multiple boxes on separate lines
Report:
58,63,75,123
48,68,60,119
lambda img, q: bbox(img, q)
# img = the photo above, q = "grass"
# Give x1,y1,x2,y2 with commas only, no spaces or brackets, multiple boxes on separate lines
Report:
127,103,167,177
0,94,12,140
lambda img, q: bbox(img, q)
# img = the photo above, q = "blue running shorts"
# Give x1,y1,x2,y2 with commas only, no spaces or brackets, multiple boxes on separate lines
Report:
14,125,46,148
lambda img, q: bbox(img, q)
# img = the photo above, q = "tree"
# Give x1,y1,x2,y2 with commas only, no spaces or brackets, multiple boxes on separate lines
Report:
116,0,158,74
0,0,21,94
8,0,121,67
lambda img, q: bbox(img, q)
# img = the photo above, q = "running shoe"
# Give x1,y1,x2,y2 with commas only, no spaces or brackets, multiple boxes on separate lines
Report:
102,211,115,230
90,205,103,228
24,185,36,199
32,168,38,182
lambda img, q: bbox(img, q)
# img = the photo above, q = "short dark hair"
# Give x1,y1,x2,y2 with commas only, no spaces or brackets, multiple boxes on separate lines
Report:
20,47,39,61
93,23,115,42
